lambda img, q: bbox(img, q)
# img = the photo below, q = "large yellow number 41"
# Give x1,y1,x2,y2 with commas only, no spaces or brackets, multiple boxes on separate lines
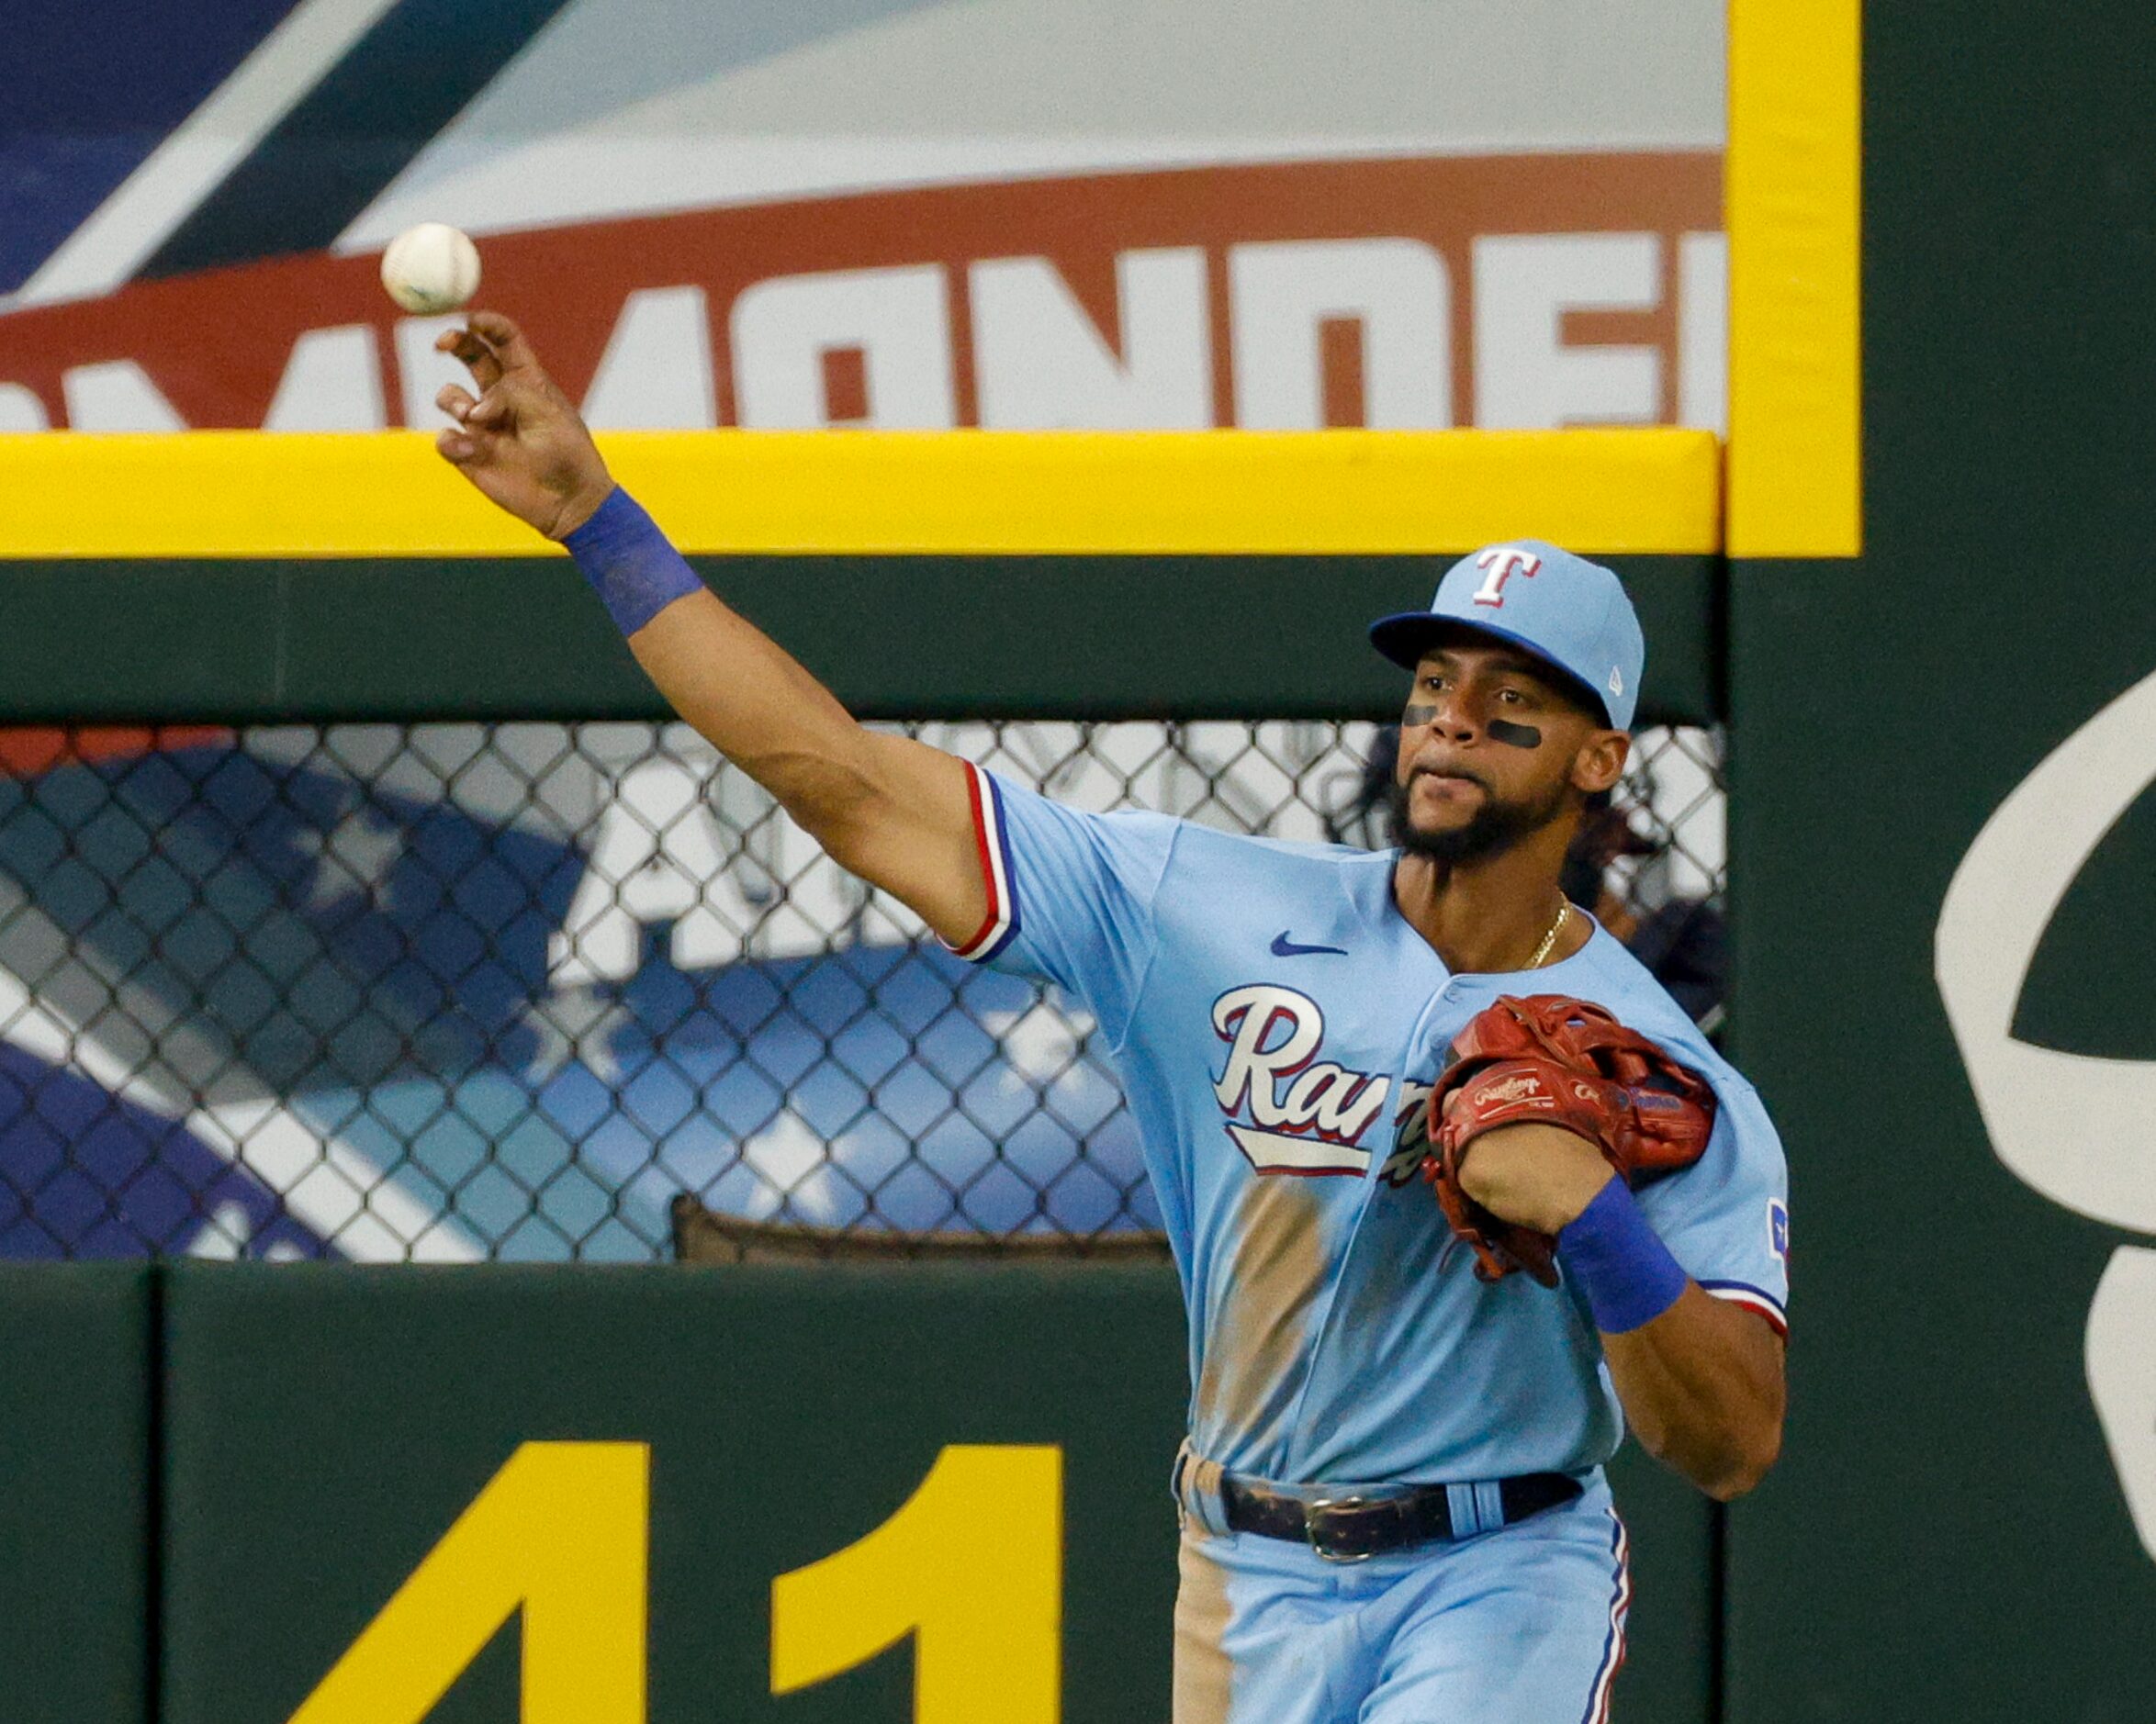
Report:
283,1440,1062,1724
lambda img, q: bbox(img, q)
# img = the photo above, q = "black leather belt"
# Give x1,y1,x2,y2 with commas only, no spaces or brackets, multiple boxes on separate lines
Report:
1218,1472,1583,1562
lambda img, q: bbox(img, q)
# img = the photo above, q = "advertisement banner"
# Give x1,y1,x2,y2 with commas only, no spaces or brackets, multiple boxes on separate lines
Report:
2,0,1726,433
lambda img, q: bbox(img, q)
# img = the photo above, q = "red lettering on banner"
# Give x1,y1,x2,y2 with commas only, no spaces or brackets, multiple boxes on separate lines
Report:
0,154,1720,432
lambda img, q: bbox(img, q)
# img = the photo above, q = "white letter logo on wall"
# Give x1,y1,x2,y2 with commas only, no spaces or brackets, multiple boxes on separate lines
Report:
1937,666,2156,1565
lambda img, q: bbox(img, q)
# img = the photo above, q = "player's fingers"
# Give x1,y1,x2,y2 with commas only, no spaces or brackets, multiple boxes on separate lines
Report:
435,323,504,391
435,426,478,464
464,309,539,374
466,386,513,428
436,383,478,423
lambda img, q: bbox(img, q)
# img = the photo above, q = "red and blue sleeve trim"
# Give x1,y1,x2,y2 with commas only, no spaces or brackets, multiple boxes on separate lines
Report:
942,762,1020,964
1701,1279,1790,1338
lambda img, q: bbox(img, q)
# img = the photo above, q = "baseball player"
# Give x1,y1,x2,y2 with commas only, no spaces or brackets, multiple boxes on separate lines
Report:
432,312,1790,1723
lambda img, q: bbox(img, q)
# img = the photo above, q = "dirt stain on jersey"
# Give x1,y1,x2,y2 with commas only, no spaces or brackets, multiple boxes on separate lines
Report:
1173,1532,1234,1724
1193,1173,1327,1445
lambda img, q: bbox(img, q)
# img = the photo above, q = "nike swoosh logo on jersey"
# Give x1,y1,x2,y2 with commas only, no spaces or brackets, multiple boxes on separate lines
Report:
1270,932,1348,958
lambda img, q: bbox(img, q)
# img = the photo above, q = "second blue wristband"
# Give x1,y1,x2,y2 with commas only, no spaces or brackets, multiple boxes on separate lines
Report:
1555,1179,1689,1334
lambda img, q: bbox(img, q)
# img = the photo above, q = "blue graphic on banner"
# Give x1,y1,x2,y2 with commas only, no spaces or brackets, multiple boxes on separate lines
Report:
0,732,1151,1259
0,1040,333,1259
0,0,305,293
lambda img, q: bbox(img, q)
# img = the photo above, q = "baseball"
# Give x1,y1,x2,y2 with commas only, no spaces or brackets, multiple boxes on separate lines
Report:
380,222,482,315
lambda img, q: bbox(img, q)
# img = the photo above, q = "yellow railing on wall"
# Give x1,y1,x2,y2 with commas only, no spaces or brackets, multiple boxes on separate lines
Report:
0,430,1721,560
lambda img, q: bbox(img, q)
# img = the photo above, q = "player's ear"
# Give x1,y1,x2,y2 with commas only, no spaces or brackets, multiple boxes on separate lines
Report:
1571,730,1630,795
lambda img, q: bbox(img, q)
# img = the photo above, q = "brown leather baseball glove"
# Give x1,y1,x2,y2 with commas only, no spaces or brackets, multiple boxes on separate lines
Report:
1421,994,1717,1287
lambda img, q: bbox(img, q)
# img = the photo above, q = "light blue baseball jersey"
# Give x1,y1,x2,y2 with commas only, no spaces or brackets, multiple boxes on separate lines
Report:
949,764,1791,1488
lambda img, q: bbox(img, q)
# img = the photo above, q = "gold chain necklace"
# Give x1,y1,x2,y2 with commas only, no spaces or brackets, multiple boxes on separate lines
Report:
1525,898,1572,969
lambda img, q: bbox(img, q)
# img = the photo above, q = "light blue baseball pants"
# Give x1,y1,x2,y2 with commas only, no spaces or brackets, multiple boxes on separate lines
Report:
1172,1473,1631,1724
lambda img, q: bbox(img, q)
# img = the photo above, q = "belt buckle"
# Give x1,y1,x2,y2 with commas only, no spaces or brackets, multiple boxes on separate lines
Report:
1304,1494,1392,1564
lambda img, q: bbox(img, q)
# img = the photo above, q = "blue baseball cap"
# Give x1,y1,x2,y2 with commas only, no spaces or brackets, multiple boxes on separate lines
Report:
1367,541,1645,729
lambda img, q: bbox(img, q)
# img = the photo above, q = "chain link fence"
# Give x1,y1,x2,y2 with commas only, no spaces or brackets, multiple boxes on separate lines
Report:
0,721,1724,1260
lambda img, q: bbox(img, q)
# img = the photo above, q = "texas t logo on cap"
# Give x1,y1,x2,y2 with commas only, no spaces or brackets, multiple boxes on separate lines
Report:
1366,539,1647,730
1470,547,1544,607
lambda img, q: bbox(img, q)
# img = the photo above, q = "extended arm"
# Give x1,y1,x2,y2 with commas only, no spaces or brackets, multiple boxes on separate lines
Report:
431,313,987,947
1460,1124,1786,1500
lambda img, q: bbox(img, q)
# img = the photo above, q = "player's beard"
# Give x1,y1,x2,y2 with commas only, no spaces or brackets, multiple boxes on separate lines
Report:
1386,770,1572,865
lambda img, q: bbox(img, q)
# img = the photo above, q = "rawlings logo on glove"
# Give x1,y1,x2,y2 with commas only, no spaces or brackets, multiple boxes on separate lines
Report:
1421,994,1717,1287
1476,1073,1552,1107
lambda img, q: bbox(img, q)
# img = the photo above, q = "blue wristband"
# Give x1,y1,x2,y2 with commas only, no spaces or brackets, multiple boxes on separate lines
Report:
563,487,704,636
1555,1179,1688,1334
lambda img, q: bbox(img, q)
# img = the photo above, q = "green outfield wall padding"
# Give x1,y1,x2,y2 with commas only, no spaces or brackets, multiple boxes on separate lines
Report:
1723,0,2156,1707
0,554,1719,726
156,1263,1190,1724
1727,563,2156,1720
0,1264,152,1724
156,1263,1712,1723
